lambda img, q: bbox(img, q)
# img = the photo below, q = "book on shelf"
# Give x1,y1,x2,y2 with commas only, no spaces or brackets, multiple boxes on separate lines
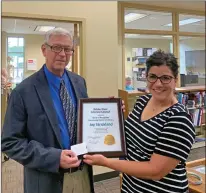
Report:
177,91,206,127
137,87,148,92
195,136,206,143
177,91,205,106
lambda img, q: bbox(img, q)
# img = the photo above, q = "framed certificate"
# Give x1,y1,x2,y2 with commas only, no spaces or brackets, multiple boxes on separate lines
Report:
77,98,127,158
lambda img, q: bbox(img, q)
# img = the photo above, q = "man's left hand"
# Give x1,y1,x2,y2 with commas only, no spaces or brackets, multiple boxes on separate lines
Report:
83,154,109,167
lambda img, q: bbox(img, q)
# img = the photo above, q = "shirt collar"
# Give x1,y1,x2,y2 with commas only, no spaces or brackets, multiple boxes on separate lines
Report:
44,64,67,89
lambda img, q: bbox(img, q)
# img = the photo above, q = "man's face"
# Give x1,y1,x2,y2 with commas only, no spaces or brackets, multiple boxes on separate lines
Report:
41,34,73,76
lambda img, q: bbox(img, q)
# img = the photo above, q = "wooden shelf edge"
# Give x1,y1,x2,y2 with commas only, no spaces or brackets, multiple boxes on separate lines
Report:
192,141,206,149
122,85,206,96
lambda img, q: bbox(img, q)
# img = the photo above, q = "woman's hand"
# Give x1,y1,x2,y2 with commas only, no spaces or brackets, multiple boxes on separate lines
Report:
121,100,126,112
109,96,125,112
83,154,109,166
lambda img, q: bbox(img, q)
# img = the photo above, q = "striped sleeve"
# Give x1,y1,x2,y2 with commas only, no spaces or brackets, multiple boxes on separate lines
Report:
134,94,150,108
154,112,195,162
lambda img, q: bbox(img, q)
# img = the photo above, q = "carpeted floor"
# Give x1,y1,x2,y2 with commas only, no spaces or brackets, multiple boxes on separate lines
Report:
1,147,205,193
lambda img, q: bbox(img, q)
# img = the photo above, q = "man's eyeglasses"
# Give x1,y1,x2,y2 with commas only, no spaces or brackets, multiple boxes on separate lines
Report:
146,74,174,84
45,43,74,55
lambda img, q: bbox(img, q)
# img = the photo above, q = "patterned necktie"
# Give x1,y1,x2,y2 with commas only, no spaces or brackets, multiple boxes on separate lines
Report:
59,80,84,170
59,80,76,146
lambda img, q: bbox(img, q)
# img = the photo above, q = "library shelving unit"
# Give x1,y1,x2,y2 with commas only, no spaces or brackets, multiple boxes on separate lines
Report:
118,85,206,149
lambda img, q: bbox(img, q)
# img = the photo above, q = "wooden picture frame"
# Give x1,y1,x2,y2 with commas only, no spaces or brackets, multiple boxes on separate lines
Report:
77,98,127,158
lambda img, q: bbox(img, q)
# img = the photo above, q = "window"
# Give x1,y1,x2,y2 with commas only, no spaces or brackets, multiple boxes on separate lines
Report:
124,9,172,31
179,36,205,86
7,37,24,84
122,3,204,89
179,14,205,33
125,34,173,90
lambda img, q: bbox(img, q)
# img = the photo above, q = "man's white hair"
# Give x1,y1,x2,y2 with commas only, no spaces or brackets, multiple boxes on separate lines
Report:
44,27,73,44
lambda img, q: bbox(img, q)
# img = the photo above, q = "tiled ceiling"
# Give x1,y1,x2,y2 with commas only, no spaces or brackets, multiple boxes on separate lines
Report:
2,18,74,35
124,34,194,40
124,9,205,33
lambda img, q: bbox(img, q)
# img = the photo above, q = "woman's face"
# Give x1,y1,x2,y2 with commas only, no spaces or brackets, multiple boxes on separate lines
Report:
146,65,177,101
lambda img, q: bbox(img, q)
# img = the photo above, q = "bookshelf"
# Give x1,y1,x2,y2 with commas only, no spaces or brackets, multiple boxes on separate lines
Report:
118,85,206,149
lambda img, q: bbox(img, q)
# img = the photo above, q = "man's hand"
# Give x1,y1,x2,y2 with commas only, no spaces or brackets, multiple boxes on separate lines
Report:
60,150,81,169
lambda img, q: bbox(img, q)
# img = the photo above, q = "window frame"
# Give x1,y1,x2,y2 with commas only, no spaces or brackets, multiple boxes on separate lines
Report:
7,36,25,84
119,2,205,88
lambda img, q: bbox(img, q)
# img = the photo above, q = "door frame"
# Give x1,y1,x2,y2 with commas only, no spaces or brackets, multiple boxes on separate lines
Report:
2,12,86,77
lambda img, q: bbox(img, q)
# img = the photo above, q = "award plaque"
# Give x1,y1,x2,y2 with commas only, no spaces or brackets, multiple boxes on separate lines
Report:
77,98,127,158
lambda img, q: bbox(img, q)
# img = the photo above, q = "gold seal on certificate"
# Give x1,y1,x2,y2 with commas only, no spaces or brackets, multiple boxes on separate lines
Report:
77,98,127,158
104,134,115,145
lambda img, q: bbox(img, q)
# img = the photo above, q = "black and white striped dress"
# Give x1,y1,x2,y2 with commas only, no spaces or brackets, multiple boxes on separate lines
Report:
122,94,195,193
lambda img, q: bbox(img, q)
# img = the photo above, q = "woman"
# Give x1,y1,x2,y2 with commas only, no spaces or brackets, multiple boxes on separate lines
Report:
84,50,195,193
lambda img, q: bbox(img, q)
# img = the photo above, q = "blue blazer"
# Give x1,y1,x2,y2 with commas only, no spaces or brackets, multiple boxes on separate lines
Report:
1,66,94,193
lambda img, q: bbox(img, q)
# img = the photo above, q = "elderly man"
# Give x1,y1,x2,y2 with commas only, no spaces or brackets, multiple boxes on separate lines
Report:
1,28,94,193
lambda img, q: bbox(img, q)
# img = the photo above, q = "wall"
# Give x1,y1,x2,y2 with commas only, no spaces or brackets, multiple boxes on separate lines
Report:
179,37,205,86
23,34,45,78
137,1,205,11
180,37,205,73
2,1,118,175
2,1,119,99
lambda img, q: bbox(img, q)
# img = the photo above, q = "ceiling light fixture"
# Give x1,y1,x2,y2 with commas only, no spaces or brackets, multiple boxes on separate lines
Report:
125,34,140,38
165,18,204,27
125,13,147,23
35,26,55,32
162,35,172,38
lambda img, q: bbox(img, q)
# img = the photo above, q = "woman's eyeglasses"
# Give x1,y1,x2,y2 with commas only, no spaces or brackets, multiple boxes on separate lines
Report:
146,74,174,84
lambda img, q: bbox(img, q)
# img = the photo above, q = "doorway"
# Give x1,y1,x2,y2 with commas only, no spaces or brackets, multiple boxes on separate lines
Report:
2,16,84,88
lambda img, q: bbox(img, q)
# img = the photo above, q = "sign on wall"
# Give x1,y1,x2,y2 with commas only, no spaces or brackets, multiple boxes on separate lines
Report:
27,59,37,71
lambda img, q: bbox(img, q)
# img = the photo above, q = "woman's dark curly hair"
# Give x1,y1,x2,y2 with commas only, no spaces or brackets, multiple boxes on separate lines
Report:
146,50,179,78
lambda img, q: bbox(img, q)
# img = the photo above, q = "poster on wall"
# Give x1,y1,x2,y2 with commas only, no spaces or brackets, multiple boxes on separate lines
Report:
132,48,143,57
147,48,152,56
136,48,143,56
27,59,37,71
152,48,157,53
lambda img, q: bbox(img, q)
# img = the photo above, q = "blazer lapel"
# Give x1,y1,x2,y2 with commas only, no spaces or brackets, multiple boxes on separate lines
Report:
34,67,63,149
66,71,84,102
